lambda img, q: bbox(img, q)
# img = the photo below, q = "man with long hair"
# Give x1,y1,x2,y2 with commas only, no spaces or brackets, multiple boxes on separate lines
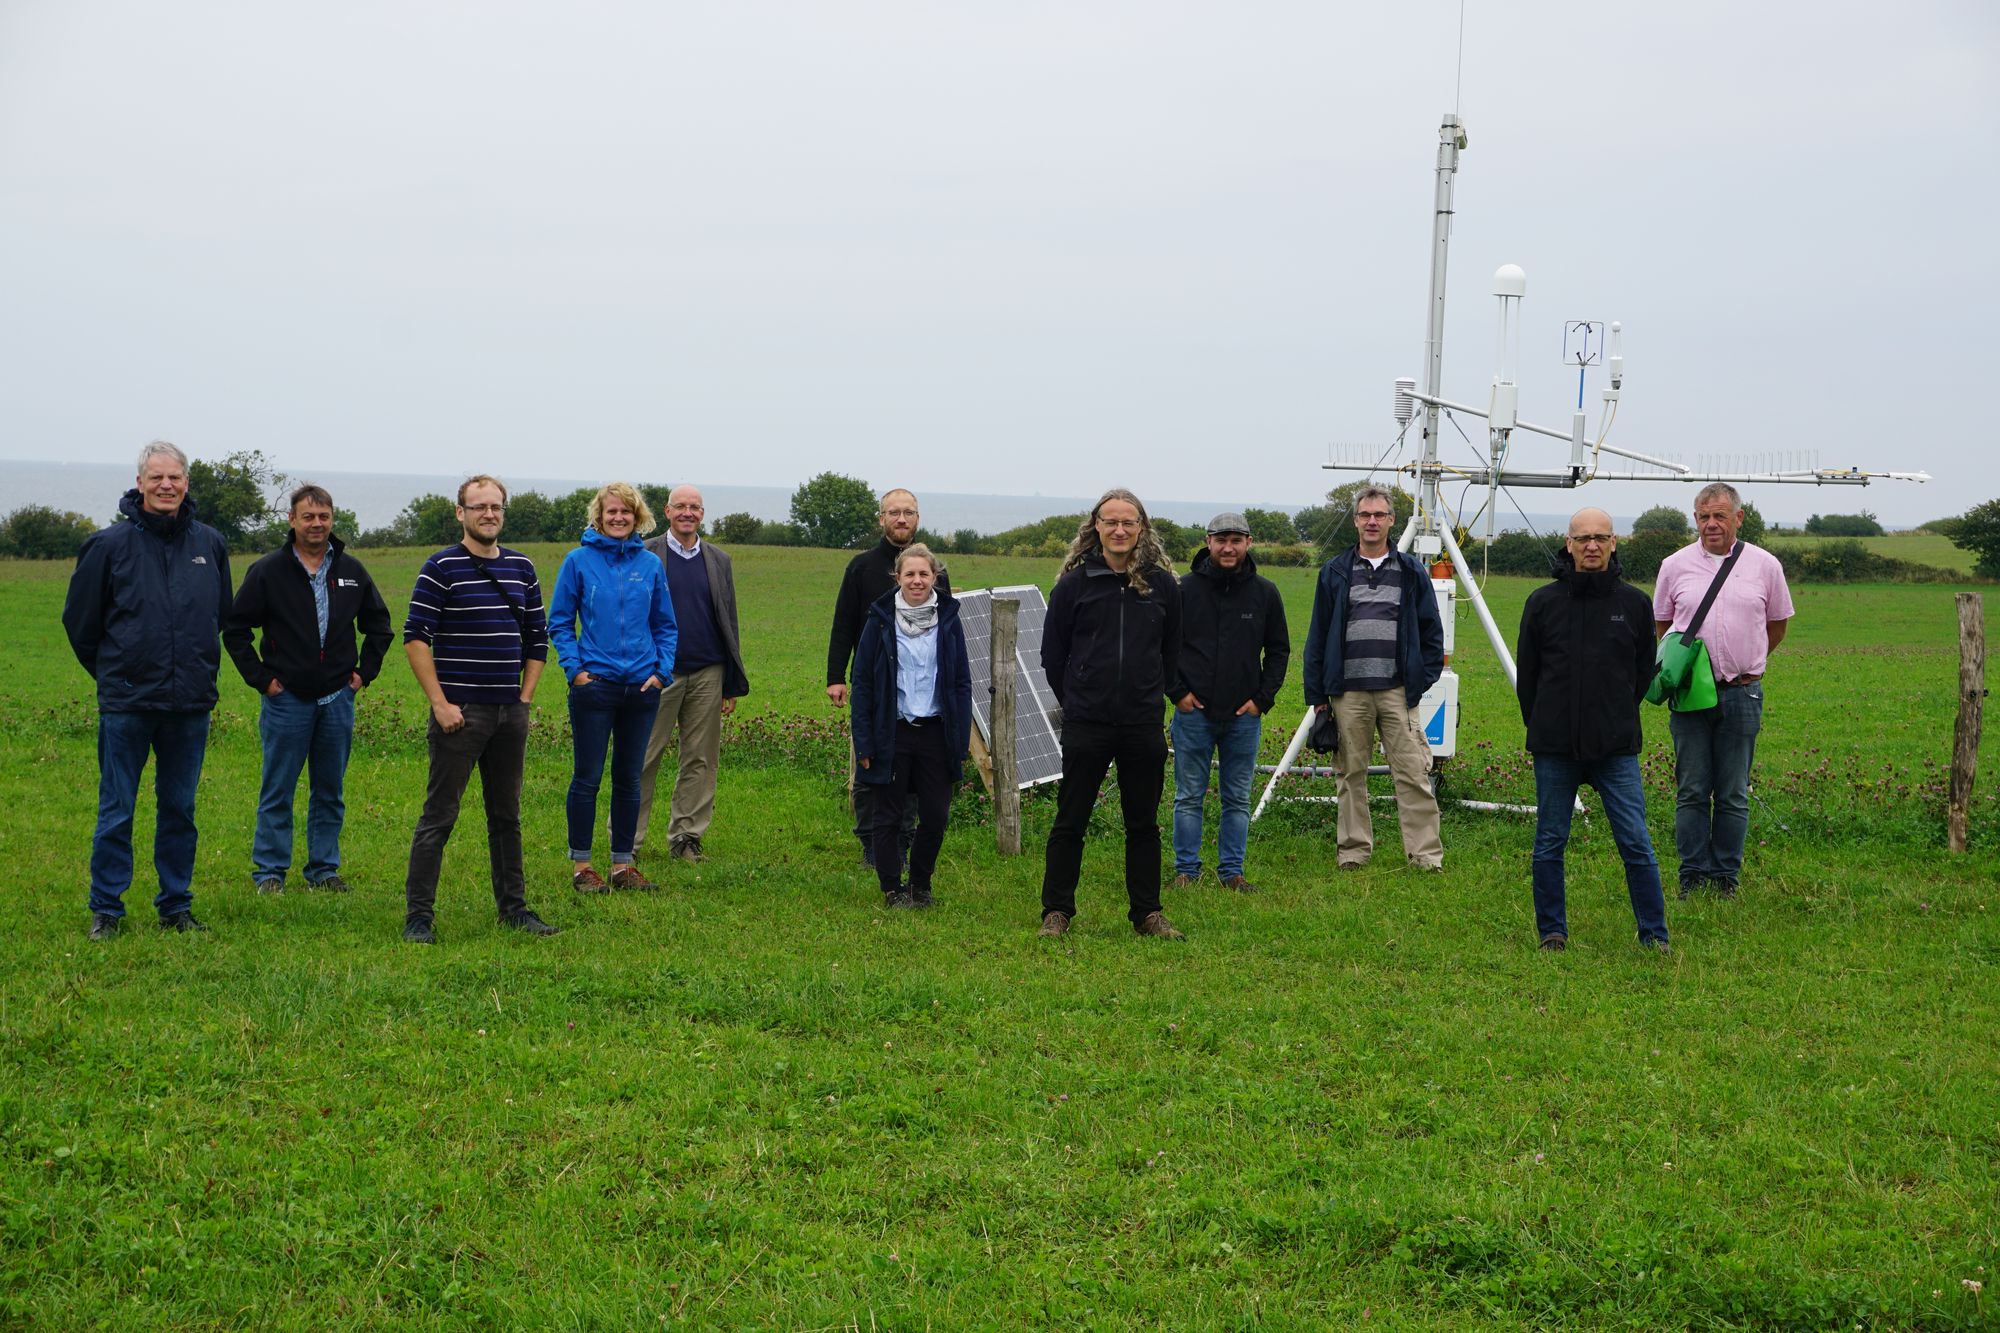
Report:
1038,488,1186,940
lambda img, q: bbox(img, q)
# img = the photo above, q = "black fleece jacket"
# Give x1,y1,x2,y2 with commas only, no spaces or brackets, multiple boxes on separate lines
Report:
1041,554,1181,726
825,537,951,687
1171,548,1290,722
1515,551,1656,759
223,534,393,699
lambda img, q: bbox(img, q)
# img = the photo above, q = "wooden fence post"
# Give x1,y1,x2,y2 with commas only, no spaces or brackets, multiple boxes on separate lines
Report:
1949,592,1985,853
992,597,1022,855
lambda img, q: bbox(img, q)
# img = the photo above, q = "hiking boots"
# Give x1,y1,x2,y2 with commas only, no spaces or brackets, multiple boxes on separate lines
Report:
1168,873,1201,890
88,913,122,941
255,877,284,895
669,836,706,864
1133,912,1184,941
608,866,657,892
1219,875,1258,894
1539,933,1568,952
1037,911,1070,938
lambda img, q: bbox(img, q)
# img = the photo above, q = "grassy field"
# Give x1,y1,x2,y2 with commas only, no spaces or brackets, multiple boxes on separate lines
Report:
1761,530,1981,575
2,541,1997,1329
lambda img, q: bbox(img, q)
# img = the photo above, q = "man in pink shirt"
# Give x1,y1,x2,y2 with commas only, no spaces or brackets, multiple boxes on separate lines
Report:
1652,483,1795,900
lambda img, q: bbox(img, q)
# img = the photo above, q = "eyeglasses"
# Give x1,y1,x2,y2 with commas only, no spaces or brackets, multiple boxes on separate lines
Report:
1355,511,1394,522
461,503,506,514
1096,518,1142,530
1568,533,1613,546
669,503,704,513
881,508,918,520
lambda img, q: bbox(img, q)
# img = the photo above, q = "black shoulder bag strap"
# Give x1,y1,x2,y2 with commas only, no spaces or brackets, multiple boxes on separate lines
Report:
1681,542,1744,644
466,553,528,640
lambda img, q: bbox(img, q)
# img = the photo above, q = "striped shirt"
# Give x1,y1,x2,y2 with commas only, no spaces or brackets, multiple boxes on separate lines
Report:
403,545,549,705
1342,553,1403,692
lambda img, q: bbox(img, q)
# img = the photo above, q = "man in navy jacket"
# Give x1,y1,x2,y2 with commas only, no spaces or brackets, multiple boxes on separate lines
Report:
1302,486,1445,871
63,441,233,939
223,484,393,896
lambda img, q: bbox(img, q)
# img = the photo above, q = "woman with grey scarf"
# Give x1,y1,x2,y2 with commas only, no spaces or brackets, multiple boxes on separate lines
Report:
851,545,973,908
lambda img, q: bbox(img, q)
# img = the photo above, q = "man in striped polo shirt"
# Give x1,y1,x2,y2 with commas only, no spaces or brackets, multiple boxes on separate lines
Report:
400,475,559,943
1302,485,1446,871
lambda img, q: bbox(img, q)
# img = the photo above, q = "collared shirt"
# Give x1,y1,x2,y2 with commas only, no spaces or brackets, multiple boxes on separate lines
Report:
292,544,345,705
1652,540,1794,681
665,535,703,561
895,614,940,722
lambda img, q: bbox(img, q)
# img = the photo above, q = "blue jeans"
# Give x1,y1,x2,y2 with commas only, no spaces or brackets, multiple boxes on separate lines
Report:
1668,683,1763,888
252,686,356,882
90,710,211,920
1531,753,1668,944
566,678,662,862
1171,707,1262,879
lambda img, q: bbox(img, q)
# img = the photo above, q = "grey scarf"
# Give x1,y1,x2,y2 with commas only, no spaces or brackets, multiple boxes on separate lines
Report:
894,591,939,635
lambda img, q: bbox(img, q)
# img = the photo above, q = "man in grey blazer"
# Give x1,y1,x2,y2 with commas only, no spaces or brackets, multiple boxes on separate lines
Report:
631,484,751,862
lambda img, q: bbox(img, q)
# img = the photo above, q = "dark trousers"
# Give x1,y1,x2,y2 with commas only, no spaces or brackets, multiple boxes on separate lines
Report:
872,719,955,897
852,746,918,851
405,703,530,923
1041,719,1168,926
565,678,661,862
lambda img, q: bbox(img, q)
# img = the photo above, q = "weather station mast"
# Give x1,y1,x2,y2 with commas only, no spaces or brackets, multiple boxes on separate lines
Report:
1254,113,1930,819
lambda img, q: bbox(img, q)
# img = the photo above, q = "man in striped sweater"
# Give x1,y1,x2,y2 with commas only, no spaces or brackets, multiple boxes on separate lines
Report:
1301,485,1446,871
399,475,558,943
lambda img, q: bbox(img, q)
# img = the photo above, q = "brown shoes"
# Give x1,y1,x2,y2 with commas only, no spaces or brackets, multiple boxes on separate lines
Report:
608,866,657,892
572,867,610,894
1134,911,1184,940
1038,911,1070,937
1219,875,1257,893
1168,873,1201,890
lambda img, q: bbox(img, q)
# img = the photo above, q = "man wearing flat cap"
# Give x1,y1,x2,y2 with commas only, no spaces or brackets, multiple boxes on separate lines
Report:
1168,512,1290,891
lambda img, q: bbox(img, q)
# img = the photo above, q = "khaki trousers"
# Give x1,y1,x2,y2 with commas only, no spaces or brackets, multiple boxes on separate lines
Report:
630,663,725,853
1332,688,1443,868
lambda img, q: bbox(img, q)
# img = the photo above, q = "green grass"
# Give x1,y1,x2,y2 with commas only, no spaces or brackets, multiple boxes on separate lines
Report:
2,546,1997,1329
1762,530,1981,575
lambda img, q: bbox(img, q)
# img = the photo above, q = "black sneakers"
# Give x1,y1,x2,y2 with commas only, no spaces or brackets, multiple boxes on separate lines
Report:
503,910,560,936
308,874,353,893
402,917,436,945
669,836,706,864
159,911,209,933
256,877,284,895
88,913,122,941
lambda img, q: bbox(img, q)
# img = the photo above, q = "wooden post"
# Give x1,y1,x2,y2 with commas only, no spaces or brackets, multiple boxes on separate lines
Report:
1948,592,1985,853
992,597,1022,855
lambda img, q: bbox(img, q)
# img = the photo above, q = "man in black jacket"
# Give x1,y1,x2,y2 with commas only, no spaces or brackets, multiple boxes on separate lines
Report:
63,441,233,939
1514,507,1670,954
1169,512,1290,892
223,484,394,895
824,488,948,867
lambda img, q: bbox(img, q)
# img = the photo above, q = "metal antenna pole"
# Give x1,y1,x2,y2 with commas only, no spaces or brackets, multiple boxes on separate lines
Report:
1417,115,1463,554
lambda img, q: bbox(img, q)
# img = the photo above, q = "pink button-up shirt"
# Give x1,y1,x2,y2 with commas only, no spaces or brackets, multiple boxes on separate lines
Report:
1651,541,1794,682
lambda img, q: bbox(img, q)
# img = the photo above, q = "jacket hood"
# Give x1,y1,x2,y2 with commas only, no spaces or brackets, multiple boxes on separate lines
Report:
580,525,648,555
119,488,197,539
1190,546,1260,581
1551,547,1627,595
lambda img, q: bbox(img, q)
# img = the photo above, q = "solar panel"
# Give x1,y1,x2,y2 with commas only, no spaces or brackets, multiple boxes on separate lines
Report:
957,585,1065,789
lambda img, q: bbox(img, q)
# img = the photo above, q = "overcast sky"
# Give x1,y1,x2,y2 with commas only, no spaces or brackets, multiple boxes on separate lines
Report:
2,2,1993,526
